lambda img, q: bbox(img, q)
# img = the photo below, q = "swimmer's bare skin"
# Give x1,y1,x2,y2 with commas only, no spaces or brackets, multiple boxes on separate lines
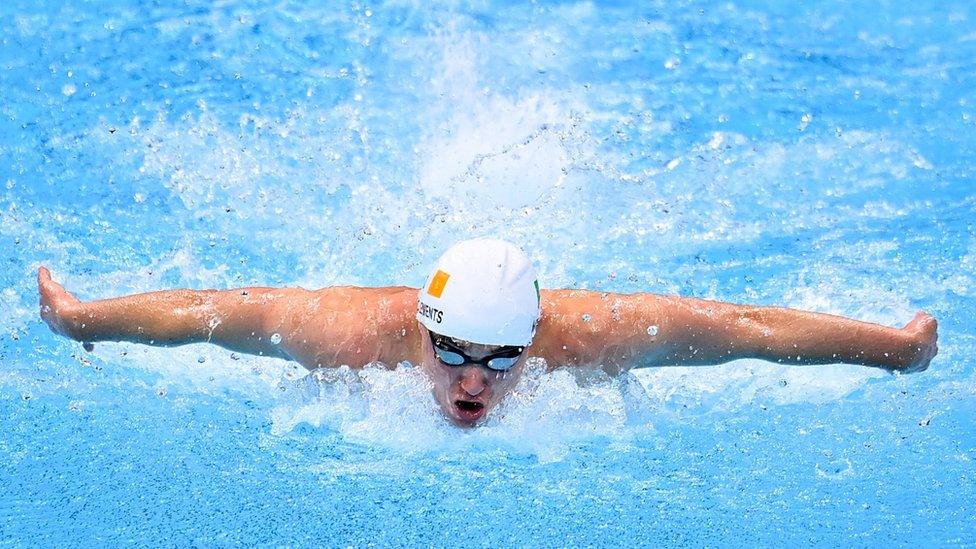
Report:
38,266,937,374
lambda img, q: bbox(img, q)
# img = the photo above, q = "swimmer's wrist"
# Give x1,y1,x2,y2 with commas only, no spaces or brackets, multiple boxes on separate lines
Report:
61,301,111,343
60,302,90,341
885,329,926,371
854,327,919,371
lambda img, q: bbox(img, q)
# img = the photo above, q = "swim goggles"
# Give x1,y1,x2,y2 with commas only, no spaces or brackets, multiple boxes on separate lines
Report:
428,330,525,372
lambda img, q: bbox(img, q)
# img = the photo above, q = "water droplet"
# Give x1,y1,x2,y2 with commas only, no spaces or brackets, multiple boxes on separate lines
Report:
798,113,813,131
582,314,591,322
646,325,658,336
197,356,206,364
270,333,282,345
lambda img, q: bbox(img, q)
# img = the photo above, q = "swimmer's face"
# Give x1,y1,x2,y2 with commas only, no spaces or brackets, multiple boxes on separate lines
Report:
419,327,527,428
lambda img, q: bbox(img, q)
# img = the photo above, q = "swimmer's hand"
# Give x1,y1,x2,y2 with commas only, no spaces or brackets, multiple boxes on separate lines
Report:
891,311,938,374
38,267,93,350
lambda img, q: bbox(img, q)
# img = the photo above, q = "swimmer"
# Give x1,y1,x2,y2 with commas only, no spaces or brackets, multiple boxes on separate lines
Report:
37,238,938,427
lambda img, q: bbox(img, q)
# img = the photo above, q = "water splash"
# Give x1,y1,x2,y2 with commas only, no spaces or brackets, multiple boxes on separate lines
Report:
266,359,658,462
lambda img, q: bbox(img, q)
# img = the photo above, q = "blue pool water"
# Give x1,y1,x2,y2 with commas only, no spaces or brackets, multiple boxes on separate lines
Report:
2,0,975,545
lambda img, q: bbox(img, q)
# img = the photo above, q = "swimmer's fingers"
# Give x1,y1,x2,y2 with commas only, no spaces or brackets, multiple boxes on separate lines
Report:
39,266,68,300
37,266,82,339
897,311,938,374
38,266,55,298
38,266,82,305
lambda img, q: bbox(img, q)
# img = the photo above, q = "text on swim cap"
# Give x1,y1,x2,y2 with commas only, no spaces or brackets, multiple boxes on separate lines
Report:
418,302,444,324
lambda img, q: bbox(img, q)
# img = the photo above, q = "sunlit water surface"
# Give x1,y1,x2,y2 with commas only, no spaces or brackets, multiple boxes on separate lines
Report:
2,0,975,545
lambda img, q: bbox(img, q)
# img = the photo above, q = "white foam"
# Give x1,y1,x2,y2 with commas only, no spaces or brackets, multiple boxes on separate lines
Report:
265,360,656,461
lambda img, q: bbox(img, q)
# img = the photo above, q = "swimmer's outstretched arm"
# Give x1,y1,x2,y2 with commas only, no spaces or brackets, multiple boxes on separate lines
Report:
536,291,938,373
37,267,299,359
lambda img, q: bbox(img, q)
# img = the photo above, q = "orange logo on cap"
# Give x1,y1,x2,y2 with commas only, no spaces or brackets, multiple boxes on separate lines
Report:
427,270,450,298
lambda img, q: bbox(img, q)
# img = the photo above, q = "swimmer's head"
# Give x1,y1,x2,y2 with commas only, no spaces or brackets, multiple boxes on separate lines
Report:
416,238,540,346
416,238,541,426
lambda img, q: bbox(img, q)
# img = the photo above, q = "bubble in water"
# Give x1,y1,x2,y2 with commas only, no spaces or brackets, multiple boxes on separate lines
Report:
582,314,591,322
270,333,282,345
197,356,206,364
646,325,658,336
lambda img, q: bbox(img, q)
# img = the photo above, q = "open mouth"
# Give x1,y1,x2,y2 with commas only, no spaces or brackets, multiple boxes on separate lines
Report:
453,399,486,423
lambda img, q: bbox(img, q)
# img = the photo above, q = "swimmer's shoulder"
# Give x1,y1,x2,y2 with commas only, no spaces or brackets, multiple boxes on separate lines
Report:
281,285,422,368
534,289,618,366
297,285,419,323
533,289,672,369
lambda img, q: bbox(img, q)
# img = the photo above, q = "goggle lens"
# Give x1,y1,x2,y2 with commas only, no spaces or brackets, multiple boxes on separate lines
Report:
432,346,465,366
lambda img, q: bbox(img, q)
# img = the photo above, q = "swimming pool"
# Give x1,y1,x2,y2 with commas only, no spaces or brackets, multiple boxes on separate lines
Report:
2,0,974,545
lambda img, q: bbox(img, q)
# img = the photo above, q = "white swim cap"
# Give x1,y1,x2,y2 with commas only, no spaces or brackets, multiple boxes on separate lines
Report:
417,238,541,346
